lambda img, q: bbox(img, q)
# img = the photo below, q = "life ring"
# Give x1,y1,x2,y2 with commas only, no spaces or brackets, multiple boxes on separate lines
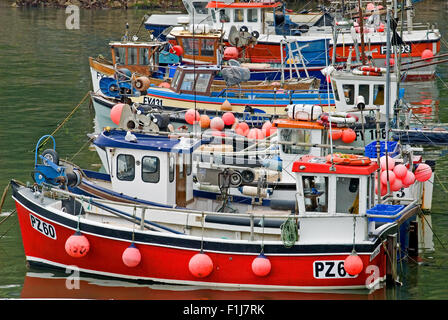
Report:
352,65,386,77
326,153,371,166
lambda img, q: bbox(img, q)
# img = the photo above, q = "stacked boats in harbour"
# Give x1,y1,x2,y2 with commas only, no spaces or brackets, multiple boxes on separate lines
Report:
11,0,447,292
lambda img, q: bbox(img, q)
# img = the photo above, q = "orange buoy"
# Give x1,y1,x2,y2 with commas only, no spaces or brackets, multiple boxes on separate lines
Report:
343,252,363,276
170,45,184,56
122,243,142,267
188,253,213,278
329,128,342,140
110,103,125,125
251,254,271,277
199,114,211,128
65,231,90,258
221,99,232,111
341,128,356,143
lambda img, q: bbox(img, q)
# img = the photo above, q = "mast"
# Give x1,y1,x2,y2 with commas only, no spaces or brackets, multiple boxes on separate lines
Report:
357,0,366,64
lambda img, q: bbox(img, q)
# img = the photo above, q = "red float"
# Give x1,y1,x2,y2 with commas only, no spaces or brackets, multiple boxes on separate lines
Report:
188,253,213,278
251,254,272,277
110,103,125,125
65,231,90,258
122,243,142,268
343,252,363,276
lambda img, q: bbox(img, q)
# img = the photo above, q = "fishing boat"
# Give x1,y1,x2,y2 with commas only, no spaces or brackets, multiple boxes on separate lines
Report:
11,133,420,290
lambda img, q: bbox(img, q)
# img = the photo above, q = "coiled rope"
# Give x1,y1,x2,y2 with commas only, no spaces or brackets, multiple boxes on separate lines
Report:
280,216,298,248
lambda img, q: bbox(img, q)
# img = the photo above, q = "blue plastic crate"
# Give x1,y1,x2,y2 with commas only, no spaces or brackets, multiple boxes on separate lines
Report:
364,141,399,159
367,204,405,223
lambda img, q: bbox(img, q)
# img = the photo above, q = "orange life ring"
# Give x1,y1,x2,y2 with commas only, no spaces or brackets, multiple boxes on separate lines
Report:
326,153,371,166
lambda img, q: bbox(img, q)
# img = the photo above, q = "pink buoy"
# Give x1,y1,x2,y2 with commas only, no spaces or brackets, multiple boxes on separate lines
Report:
380,155,395,171
262,121,272,136
110,103,125,125
247,128,265,140
199,114,210,128
158,82,171,88
377,23,385,32
235,122,250,136
390,177,403,192
380,170,396,185
251,254,271,277
366,2,375,11
185,109,200,125
223,47,239,60
393,164,408,179
188,252,213,278
414,163,432,182
222,112,236,126
344,252,364,276
210,117,225,131
402,170,416,186
122,243,142,267
375,182,387,196
421,49,434,62
65,231,90,258
341,128,356,144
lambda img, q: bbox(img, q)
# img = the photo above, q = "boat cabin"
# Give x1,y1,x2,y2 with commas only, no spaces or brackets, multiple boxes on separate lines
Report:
169,65,220,95
170,28,224,65
328,68,403,116
93,129,209,207
110,41,176,76
206,0,282,36
292,155,379,242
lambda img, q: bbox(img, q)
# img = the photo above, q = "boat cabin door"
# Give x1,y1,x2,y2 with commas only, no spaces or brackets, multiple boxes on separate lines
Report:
176,154,187,207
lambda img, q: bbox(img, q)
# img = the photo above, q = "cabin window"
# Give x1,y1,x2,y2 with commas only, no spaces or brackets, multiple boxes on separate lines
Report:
302,176,328,212
114,47,126,65
117,154,135,181
201,39,215,57
373,85,385,105
234,9,244,22
280,129,311,154
171,69,182,91
331,80,339,101
183,38,199,56
169,155,175,182
359,85,370,105
247,9,258,22
142,156,160,183
139,47,149,65
128,47,138,65
342,84,355,105
219,9,230,23
186,153,192,176
335,177,360,214
193,1,208,14
195,73,211,93
180,73,195,91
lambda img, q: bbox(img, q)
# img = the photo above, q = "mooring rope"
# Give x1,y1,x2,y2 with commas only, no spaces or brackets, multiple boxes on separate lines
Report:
36,91,91,152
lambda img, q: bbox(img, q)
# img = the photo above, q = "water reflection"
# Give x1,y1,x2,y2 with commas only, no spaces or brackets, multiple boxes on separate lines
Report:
21,269,387,300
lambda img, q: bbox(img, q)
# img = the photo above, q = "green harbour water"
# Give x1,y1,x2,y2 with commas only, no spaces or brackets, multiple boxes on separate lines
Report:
1,0,448,299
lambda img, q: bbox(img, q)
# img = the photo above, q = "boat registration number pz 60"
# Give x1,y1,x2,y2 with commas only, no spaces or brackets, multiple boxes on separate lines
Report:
313,260,357,279
30,214,57,240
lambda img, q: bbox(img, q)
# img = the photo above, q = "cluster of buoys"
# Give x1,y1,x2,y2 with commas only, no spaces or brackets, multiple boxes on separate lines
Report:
328,128,357,144
375,156,433,196
183,108,276,140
